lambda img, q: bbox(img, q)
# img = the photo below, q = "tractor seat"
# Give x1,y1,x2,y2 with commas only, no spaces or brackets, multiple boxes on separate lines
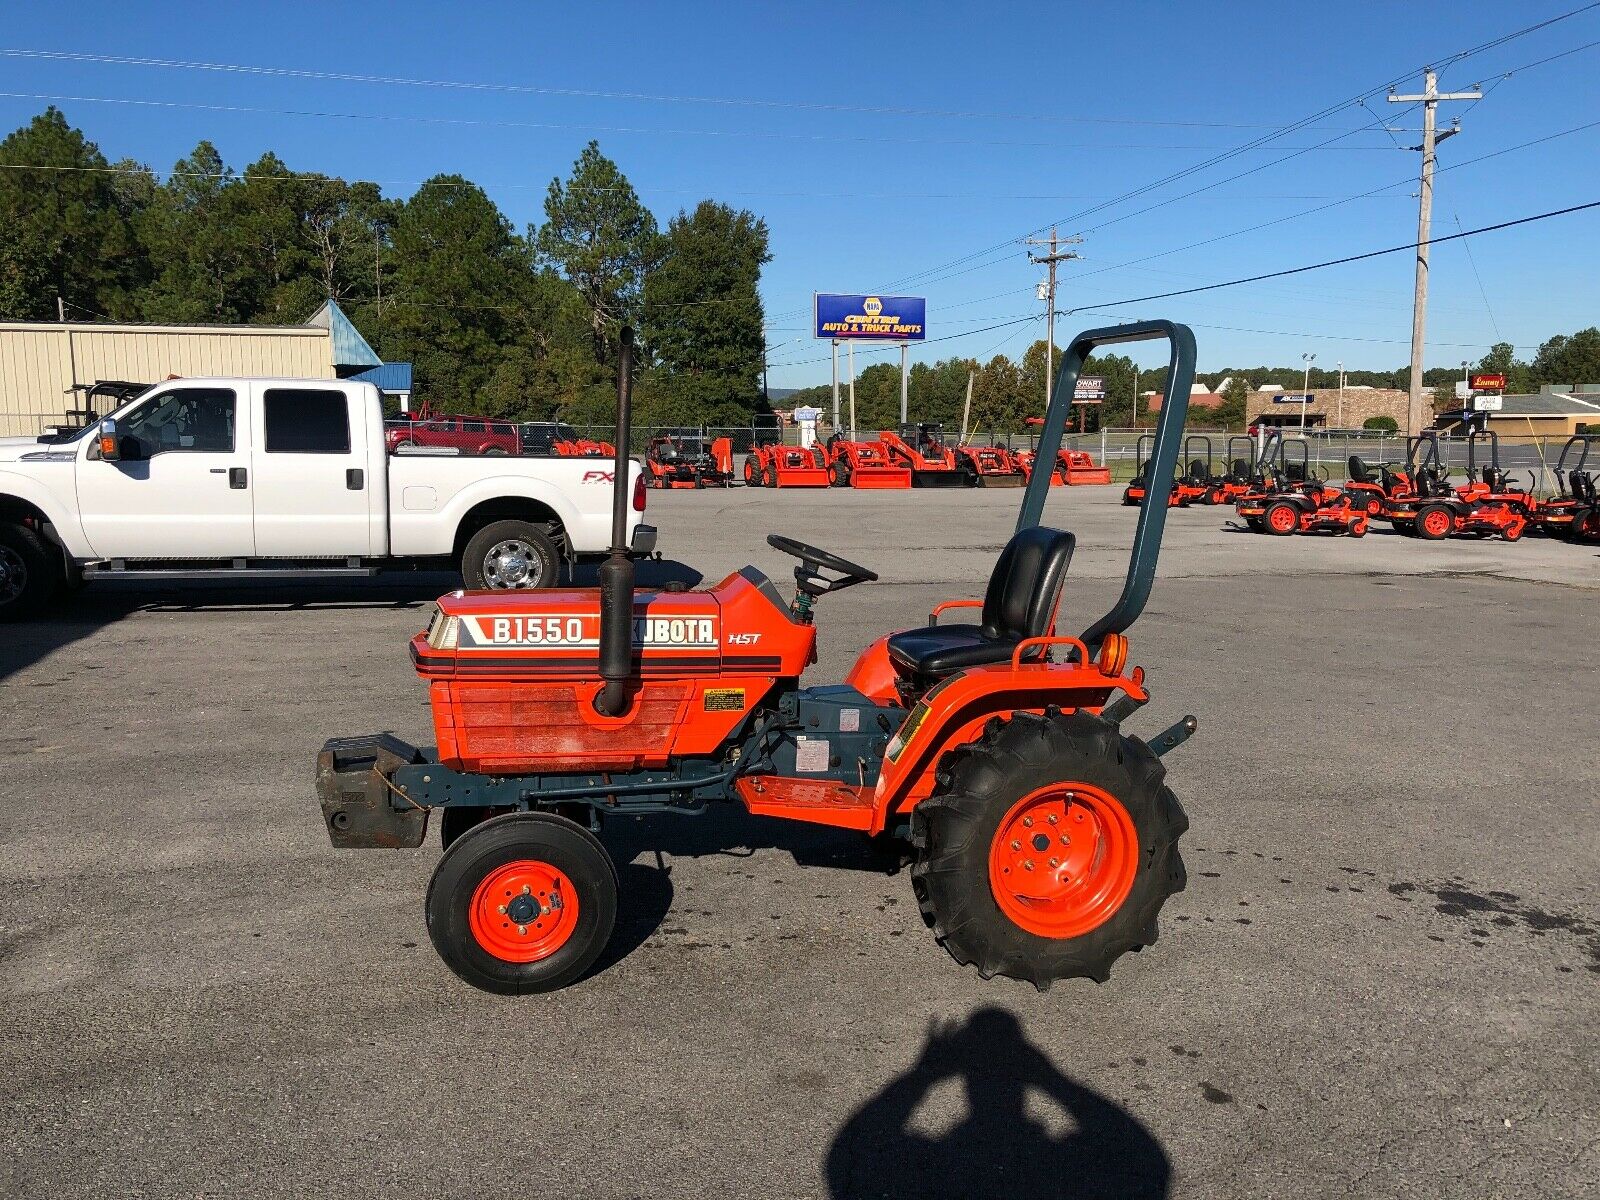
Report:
886,526,1075,679
1348,455,1375,483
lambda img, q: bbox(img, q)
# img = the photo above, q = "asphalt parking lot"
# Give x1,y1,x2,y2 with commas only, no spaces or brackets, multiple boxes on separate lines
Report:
3,483,1597,1199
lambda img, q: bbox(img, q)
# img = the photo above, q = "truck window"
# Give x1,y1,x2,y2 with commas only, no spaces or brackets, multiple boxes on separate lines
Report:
263,388,352,454
462,420,485,433
117,388,236,458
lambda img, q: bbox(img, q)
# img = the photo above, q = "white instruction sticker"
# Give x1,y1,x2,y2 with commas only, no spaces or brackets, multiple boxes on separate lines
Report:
839,708,860,733
795,736,830,773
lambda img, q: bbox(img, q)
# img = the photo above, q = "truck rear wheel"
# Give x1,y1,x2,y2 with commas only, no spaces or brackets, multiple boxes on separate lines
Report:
0,521,60,622
910,711,1187,991
426,812,617,995
461,520,560,590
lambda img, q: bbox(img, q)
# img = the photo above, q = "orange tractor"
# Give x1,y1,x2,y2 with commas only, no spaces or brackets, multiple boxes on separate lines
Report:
879,423,973,487
825,433,913,488
742,415,829,488
316,322,1200,995
643,429,733,489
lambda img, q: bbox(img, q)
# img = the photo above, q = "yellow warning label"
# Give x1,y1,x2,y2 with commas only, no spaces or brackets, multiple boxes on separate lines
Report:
703,687,746,712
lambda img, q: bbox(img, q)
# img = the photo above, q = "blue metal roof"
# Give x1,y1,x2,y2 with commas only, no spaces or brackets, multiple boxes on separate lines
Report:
306,299,382,369
350,362,413,393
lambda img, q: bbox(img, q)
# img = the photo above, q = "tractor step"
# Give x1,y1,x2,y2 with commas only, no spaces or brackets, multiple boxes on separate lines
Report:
736,777,876,830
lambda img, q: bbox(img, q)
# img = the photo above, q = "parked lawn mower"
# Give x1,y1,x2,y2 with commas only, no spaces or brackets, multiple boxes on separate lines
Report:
1122,435,1187,508
826,433,913,489
644,429,734,489
1232,431,1312,530
1569,468,1600,542
1199,435,1258,505
879,423,973,487
1527,435,1596,537
1383,433,1527,541
315,321,1200,995
1173,435,1218,506
1342,447,1417,517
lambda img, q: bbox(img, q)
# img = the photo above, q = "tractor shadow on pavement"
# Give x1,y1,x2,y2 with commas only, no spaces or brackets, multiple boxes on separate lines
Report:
826,1008,1170,1200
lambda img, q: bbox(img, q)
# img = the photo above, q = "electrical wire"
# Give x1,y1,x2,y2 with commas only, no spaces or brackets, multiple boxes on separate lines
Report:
0,47,1375,131
1062,199,1600,314
1454,212,1503,341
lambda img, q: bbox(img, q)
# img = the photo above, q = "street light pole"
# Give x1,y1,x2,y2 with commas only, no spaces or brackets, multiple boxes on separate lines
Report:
1336,360,1344,428
1301,352,1316,432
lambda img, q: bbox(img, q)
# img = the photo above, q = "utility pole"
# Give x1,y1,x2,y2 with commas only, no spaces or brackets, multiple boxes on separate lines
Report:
56,295,66,322
1025,226,1082,415
1390,69,1480,437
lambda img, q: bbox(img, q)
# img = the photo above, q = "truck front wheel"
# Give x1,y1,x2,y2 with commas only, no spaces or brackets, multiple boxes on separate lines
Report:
0,522,60,622
461,520,560,590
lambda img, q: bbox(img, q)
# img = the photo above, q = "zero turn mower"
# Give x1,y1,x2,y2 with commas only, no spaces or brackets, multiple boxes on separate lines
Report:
1199,435,1258,505
316,321,1201,995
1122,434,1188,508
1526,434,1595,537
1383,432,1527,541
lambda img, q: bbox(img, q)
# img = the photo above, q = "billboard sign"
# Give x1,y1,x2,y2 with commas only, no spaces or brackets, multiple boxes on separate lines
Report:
814,294,927,341
1073,375,1106,402
1470,373,1506,392
1472,394,1504,412
1271,393,1313,405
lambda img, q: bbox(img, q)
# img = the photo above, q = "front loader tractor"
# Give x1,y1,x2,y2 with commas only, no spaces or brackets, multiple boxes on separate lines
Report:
316,322,1200,995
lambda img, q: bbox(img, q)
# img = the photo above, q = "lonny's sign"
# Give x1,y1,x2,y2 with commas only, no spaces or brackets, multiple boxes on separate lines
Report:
814,294,926,341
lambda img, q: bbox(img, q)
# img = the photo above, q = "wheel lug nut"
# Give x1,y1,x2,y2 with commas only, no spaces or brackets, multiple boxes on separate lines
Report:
1049,857,1059,867
497,904,507,915
518,925,528,935
1010,839,1021,851
1024,859,1035,870
1047,813,1058,824
1022,817,1033,828
522,885,532,895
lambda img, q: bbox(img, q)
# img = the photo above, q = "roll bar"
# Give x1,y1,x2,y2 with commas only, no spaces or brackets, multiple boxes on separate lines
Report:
1017,320,1197,651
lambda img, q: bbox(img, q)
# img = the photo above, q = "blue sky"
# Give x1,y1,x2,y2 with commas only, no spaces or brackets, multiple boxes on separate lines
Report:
3,1,1598,385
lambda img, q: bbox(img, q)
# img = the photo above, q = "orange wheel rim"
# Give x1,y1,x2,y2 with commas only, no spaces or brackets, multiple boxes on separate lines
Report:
468,860,580,963
1268,505,1296,532
1423,509,1451,537
988,783,1139,939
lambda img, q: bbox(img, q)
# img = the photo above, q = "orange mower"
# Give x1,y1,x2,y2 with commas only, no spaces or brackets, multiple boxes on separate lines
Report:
315,321,1201,995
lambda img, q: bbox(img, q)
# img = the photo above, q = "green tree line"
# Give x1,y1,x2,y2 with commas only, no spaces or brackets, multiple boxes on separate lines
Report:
0,108,770,425
787,328,1600,435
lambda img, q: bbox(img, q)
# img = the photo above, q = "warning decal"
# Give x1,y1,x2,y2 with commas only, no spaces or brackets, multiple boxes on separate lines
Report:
703,687,746,712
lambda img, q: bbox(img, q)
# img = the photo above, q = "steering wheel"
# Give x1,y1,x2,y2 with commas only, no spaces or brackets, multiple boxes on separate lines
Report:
766,534,878,598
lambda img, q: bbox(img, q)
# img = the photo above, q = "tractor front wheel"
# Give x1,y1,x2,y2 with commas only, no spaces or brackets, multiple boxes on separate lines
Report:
743,456,762,486
426,812,617,994
910,711,1187,990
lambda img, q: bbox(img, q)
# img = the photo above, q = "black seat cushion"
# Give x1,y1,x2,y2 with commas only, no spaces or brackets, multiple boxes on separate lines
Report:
1348,455,1374,483
886,526,1075,679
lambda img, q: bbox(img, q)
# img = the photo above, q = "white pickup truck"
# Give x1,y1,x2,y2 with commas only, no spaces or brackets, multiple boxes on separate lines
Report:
0,377,651,619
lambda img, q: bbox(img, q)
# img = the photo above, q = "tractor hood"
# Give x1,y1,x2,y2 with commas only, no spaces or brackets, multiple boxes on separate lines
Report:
411,569,815,681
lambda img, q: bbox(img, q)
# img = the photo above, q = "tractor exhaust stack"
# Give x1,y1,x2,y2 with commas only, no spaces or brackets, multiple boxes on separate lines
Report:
595,327,636,717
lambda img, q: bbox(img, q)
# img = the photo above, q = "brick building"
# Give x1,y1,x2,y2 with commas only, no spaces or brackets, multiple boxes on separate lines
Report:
1245,385,1408,430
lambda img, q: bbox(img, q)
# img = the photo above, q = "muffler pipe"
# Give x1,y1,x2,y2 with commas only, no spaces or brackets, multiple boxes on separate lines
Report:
596,327,636,717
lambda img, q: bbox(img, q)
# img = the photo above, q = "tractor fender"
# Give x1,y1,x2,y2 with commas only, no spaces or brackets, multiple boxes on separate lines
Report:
871,660,1146,832
843,635,898,705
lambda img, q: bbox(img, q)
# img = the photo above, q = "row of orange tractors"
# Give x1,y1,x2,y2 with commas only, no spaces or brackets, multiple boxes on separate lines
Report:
739,422,1112,490
1209,430,1599,543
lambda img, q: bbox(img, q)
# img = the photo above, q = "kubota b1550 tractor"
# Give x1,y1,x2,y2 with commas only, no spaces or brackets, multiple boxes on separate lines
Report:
316,323,1199,995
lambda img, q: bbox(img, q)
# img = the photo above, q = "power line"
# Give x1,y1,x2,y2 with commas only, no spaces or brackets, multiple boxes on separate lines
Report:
815,4,1600,310
1062,198,1600,313
1454,212,1503,342
0,90,1407,153
0,47,1368,131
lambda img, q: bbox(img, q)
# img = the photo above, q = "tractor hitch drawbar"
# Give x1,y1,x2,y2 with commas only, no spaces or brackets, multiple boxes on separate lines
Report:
1150,715,1198,757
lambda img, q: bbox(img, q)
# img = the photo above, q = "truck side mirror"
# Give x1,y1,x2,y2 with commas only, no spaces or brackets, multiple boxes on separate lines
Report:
97,419,121,461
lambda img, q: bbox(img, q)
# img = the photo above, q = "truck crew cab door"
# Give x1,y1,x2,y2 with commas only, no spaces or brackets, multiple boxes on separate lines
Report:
75,384,256,558
248,384,378,557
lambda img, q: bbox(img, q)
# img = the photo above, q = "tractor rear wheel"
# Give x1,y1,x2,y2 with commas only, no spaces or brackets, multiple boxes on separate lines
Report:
426,812,617,994
1263,499,1299,535
910,711,1187,990
831,460,851,487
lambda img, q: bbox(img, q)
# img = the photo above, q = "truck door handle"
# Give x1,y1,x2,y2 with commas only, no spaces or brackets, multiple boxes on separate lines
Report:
229,467,248,490
346,468,364,490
